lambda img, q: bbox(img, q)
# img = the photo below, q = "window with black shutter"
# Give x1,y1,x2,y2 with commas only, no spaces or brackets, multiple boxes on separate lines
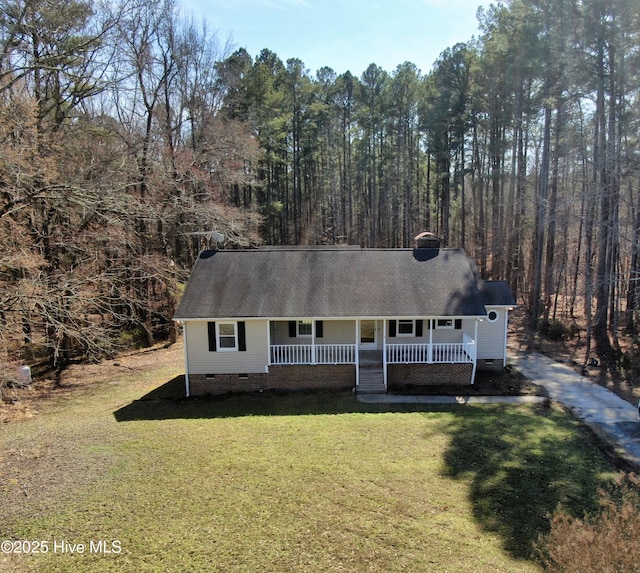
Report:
207,322,217,351
238,321,246,351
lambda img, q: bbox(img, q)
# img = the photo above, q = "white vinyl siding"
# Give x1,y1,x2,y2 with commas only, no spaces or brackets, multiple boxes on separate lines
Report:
321,320,357,344
271,320,356,345
431,328,462,344
477,308,508,360
431,319,469,344
185,320,269,374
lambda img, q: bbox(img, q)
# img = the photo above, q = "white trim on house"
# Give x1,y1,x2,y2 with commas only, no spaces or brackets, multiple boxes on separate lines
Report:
216,321,238,351
355,323,360,387
311,319,316,362
472,318,479,382
382,320,388,390
503,307,511,365
265,318,271,373
297,319,313,337
182,321,190,397
486,310,499,322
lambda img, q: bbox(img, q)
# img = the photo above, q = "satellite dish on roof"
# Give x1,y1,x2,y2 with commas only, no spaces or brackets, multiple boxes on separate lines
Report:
184,227,226,249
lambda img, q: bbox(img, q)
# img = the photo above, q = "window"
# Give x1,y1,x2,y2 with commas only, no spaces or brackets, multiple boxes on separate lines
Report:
217,322,238,350
388,319,423,338
297,320,312,337
397,319,415,336
436,319,454,330
487,310,499,323
288,320,322,338
208,321,246,351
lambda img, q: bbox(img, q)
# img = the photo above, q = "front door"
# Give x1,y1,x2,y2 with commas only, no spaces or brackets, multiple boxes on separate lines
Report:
359,320,377,350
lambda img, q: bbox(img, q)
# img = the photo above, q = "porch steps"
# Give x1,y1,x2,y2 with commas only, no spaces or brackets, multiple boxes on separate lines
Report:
357,367,386,394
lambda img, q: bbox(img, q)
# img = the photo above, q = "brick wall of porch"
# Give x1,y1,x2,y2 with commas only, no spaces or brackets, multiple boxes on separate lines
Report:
388,363,474,389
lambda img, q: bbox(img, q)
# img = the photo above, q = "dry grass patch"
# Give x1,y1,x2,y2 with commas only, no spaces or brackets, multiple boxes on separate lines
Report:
538,473,640,572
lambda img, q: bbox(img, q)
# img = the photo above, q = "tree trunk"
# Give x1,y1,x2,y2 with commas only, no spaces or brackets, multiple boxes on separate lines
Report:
530,105,552,331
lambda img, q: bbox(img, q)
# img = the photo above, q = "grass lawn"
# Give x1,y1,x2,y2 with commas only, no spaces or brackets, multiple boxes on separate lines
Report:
0,347,617,572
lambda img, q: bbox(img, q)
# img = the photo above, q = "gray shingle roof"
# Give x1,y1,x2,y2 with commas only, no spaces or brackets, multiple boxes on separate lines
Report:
174,247,491,320
479,280,517,307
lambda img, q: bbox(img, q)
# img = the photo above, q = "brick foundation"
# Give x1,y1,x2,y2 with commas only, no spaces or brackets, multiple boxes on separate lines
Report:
477,358,505,371
388,363,474,390
189,362,479,396
188,364,355,396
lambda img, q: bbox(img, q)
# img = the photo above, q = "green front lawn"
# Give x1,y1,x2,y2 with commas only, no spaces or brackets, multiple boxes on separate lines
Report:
1,369,616,573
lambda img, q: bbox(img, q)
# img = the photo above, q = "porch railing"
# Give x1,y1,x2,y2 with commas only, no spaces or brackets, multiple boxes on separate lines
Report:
271,336,476,366
386,343,430,363
386,334,475,364
316,344,356,364
270,344,356,365
431,342,473,363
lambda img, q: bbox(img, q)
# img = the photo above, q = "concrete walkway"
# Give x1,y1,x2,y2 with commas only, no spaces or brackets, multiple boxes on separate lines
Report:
509,351,640,469
357,352,640,470
357,394,546,405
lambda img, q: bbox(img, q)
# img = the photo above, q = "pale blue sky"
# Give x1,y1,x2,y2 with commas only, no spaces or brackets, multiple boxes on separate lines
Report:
182,0,485,77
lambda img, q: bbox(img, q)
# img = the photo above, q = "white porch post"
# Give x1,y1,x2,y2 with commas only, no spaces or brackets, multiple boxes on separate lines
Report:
311,319,316,365
428,318,433,363
471,319,479,384
266,320,272,367
182,322,190,397
382,319,387,390
355,320,360,387
503,309,510,366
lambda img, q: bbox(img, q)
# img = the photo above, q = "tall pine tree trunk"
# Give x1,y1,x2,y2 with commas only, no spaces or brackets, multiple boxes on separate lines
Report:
530,105,552,331
593,37,614,360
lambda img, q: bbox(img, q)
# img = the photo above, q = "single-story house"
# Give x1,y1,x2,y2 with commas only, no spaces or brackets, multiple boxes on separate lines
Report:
173,235,516,396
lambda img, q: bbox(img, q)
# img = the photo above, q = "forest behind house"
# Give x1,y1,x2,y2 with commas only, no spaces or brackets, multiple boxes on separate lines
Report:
1,0,639,386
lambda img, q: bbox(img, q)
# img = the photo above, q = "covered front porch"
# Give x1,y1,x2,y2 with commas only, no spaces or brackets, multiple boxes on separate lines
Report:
268,338,476,366
268,318,478,391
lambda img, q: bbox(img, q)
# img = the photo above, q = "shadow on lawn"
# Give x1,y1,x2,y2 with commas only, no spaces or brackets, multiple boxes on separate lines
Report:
114,367,543,423
440,404,612,560
113,376,424,421
114,381,614,564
